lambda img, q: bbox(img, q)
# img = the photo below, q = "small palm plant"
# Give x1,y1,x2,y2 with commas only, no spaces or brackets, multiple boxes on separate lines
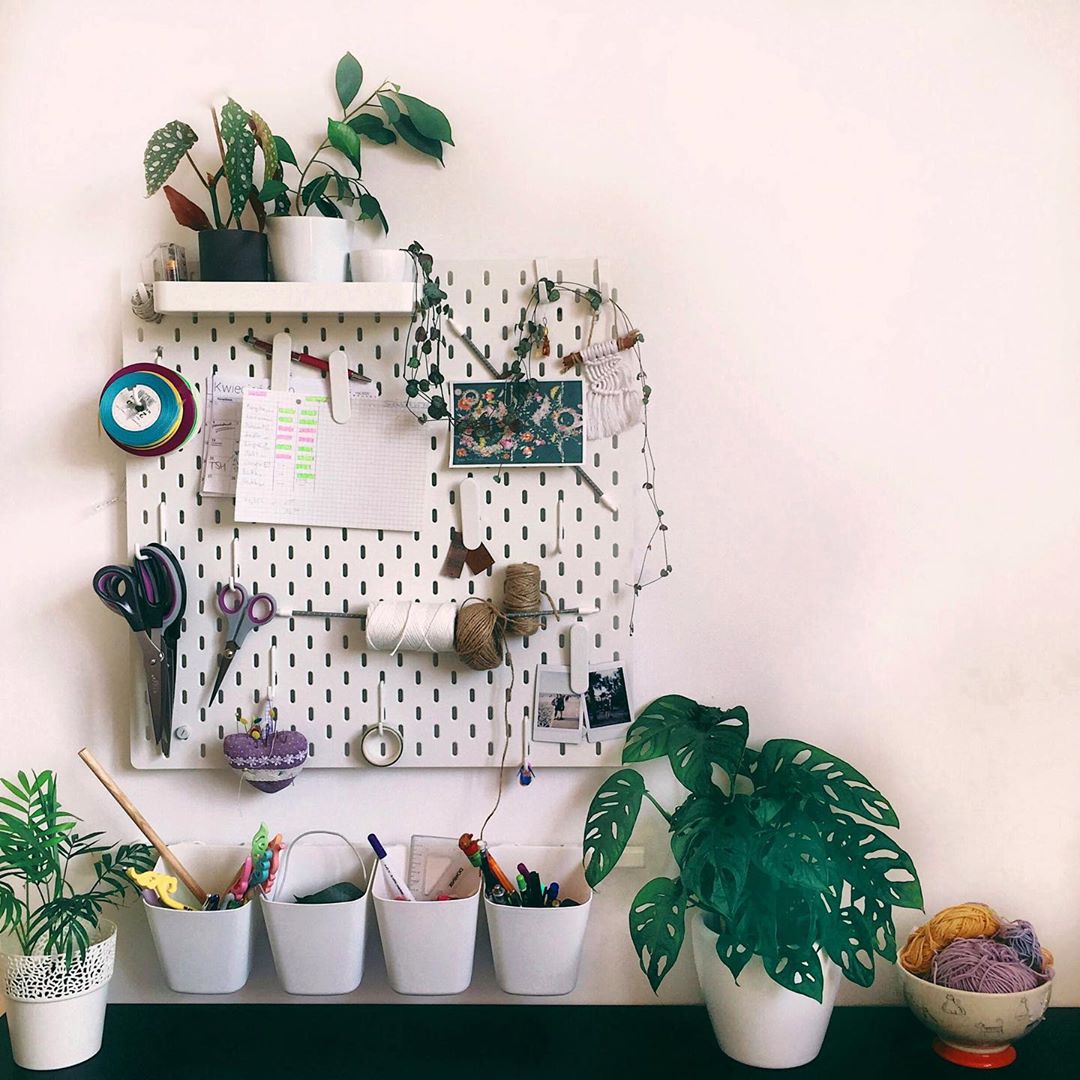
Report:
583,697,923,1000
0,771,153,963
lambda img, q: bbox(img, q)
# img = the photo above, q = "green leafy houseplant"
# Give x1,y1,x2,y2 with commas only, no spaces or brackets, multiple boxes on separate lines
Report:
144,101,277,232
267,51,453,231
0,771,153,963
583,697,923,1001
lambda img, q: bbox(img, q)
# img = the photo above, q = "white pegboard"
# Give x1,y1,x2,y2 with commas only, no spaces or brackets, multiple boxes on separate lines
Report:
121,258,638,769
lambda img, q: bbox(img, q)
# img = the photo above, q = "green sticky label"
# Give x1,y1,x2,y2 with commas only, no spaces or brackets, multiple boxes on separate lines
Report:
275,443,292,450
296,472,316,479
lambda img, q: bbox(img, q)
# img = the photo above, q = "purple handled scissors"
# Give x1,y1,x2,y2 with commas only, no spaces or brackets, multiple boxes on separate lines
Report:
209,583,277,701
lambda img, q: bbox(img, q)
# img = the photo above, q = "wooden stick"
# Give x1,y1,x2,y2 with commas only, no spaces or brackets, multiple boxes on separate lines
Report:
559,330,642,372
77,748,208,904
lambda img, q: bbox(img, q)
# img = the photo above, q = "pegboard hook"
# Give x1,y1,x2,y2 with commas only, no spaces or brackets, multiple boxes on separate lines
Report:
377,677,386,736
228,536,240,591
157,500,167,546
267,642,278,701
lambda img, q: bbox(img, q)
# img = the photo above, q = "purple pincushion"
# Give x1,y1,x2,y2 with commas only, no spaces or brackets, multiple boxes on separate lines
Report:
223,729,309,793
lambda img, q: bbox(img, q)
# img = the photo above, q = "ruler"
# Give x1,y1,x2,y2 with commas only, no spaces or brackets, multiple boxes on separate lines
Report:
406,835,474,900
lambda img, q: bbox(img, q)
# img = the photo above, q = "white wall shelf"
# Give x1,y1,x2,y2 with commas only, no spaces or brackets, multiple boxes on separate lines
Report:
152,280,416,316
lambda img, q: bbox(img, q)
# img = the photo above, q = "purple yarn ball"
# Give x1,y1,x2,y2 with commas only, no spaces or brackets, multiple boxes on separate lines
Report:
995,919,1047,973
932,937,1047,994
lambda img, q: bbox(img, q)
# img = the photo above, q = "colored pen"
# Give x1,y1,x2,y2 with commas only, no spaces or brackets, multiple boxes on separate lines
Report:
545,882,560,907
243,333,372,384
516,872,528,899
368,833,415,901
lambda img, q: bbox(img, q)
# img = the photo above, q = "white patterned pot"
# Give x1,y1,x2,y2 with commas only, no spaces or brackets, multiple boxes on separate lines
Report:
1,919,116,1071
690,912,841,1068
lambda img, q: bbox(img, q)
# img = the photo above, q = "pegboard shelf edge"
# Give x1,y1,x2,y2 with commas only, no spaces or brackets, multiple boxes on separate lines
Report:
152,280,416,316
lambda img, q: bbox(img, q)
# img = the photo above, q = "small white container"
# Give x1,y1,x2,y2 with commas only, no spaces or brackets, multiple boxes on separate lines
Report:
267,216,352,282
485,845,593,996
261,831,373,995
350,248,415,284
2,919,117,1071
142,843,256,994
372,843,481,995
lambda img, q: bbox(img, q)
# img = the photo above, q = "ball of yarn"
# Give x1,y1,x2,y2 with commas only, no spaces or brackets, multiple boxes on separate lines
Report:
899,902,1002,975
455,599,505,671
996,919,1052,975
932,937,1047,994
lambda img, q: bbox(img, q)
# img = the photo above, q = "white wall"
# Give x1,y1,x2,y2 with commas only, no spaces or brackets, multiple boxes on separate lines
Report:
1,0,1078,1006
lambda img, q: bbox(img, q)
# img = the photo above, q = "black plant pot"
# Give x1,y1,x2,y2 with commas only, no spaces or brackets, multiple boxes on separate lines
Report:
198,229,269,282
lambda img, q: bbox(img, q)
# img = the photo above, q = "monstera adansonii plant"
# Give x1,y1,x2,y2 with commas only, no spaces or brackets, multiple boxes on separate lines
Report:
582,696,923,1000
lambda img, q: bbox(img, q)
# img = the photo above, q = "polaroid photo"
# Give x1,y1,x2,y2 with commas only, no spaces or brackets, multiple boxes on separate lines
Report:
584,663,634,742
532,665,585,744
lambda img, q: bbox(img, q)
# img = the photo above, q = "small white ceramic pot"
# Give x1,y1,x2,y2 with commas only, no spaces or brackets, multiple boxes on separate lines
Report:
897,961,1053,1068
349,248,416,284
1,919,117,1071
267,216,352,282
690,911,841,1069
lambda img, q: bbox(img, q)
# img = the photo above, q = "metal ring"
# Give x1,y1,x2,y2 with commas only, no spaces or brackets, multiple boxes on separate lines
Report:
360,723,404,767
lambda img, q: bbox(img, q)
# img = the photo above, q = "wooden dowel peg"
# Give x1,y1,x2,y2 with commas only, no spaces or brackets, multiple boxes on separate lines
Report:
559,330,642,372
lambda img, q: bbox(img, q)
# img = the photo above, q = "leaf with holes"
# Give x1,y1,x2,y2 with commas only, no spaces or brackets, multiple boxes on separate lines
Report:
622,694,686,763
854,892,897,961
249,111,278,182
163,186,211,231
704,909,756,981
757,739,899,828
669,793,752,912
757,810,830,892
663,698,748,796
825,814,923,910
220,100,256,221
143,120,198,196
762,938,825,1002
583,768,645,887
822,904,876,987
629,876,686,992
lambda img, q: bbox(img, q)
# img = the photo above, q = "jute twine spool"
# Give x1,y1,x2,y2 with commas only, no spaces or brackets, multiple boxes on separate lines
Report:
899,902,1002,975
455,598,507,671
503,563,552,636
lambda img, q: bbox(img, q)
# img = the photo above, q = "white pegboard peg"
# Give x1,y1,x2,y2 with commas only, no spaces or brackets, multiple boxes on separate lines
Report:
459,478,482,550
267,643,278,701
228,537,240,590
270,331,292,392
157,500,167,546
534,258,555,304
328,347,351,425
569,622,589,694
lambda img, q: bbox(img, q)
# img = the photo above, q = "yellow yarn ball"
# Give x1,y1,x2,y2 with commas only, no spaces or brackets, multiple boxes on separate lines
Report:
899,902,1002,975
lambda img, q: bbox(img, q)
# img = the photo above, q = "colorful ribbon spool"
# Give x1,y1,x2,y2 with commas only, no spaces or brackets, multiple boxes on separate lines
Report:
99,363,200,456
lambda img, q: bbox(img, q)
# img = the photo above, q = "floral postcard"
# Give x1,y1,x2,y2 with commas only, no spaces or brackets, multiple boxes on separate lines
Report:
449,379,586,467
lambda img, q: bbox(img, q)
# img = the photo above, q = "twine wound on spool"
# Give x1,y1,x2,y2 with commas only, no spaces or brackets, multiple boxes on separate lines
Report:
899,902,1001,975
455,598,506,671
502,563,554,637
366,601,458,656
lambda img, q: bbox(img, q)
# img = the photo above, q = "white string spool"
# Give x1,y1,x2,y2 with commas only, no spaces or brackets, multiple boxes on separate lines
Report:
365,601,458,655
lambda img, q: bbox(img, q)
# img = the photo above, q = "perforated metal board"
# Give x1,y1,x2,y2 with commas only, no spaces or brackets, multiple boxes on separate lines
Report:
122,258,637,769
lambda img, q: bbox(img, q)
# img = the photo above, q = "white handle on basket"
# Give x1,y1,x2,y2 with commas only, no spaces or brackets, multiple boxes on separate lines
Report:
273,830,373,900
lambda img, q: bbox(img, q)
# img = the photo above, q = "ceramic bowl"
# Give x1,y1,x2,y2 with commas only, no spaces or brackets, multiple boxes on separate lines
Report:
897,962,1053,1068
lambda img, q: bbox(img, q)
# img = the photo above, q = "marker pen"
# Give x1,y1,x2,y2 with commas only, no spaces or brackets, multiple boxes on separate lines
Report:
367,833,415,901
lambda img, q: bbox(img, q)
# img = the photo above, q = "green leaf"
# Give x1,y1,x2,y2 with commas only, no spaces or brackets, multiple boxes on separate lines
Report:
622,695,679,763
220,100,256,221
314,197,343,218
378,93,401,123
335,52,364,110
757,811,830,892
393,116,444,163
327,118,361,168
396,93,453,144
825,815,923,910
854,893,897,962
249,111,278,182
274,135,298,167
669,793,752,912
295,881,364,904
705,910,756,981
143,121,198,196
628,876,685,992
583,768,645,887
259,178,289,202
756,739,899,828
668,704,749,797
348,113,397,144
301,173,331,206
763,939,825,1002
358,192,387,234
822,904,876,987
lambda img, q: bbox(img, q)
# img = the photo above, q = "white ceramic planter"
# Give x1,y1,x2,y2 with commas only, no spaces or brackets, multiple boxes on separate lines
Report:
1,919,116,1071
372,843,481,995
142,843,256,994
267,216,352,282
485,845,592,996
690,912,841,1069
261,831,373,995
349,248,416,284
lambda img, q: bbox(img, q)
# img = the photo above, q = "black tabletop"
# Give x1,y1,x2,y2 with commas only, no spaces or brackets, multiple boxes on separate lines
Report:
0,1005,1075,1078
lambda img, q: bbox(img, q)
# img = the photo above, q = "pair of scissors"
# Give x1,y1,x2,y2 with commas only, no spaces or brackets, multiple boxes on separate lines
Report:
93,544,186,756
209,583,277,701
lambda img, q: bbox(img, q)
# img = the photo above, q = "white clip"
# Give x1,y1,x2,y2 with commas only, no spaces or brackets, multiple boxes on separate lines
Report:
459,477,482,550
554,491,565,556
267,643,278,701
157,500,167,546
569,621,589,695
534,258,555,304
133,544,148,562
328,346,351,425
377,678,386,736
270,331,292,392
228,536,240,590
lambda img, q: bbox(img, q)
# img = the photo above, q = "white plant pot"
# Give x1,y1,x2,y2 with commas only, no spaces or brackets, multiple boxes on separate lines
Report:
267,216,352,282
349,248,416,284
485,845,592,996
261,831,374,995
372,844,481,995
1,919,116,1071
690,912,841,1069
142,843,256,994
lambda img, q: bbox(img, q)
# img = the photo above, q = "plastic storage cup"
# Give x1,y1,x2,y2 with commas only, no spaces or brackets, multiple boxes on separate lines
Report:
485,845,593,996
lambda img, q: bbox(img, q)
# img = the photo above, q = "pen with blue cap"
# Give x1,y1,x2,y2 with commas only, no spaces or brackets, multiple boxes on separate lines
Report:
368,832,415,901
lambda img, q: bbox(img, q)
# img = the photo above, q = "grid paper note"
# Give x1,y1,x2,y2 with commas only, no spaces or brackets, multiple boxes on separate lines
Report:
234,389,428,532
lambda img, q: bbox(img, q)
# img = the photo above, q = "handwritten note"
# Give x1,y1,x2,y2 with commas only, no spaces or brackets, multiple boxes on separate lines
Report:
199,374,268,497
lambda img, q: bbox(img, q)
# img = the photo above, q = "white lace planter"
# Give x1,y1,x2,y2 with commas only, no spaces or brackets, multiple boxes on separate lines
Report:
690,912,841,1069
1,919,116,1071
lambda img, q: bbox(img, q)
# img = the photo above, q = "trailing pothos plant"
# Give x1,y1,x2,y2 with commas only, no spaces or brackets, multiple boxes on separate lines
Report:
583,697,923,1001
265,51,453,230
0,770,154,964
144,101,278,232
